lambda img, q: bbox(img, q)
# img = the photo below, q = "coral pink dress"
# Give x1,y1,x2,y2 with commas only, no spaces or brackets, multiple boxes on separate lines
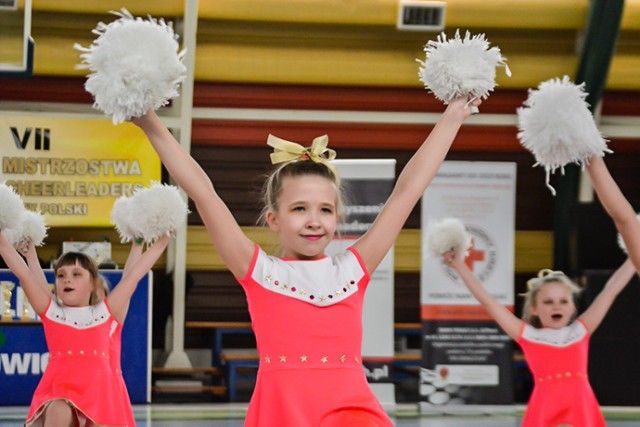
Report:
26,299,132,426
238,245,393,427
110,322,136,426
517,319,605,427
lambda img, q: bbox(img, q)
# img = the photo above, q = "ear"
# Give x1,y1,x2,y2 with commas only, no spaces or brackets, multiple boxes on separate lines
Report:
266,210,280,232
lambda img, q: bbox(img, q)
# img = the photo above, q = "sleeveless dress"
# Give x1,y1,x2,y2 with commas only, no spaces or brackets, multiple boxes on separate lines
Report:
517,320,606,427
110,322,136,426
238,245,393,427
26,299,132,426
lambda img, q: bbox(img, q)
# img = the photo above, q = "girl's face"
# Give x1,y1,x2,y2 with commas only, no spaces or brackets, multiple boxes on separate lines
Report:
266,174,338,260
55,260,96,307
530,281,576,329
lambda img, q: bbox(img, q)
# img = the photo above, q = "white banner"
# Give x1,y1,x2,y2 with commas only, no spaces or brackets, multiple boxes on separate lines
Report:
421,161,516,310
326,159,396,410
419,160,517,406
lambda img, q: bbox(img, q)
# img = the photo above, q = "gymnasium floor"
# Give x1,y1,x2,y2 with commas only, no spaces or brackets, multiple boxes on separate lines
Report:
2,404,640,426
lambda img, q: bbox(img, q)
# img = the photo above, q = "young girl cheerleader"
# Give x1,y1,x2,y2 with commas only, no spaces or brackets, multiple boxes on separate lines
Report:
132,95,480,426
23,239,143,427
0,232,168,426
444,244,636,427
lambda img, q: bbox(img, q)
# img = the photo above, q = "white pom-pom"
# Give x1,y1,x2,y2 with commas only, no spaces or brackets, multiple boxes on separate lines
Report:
128,183,189,242
617,213,640,254
424,217,472,258
75,8,186,124
3,210,48,248
418,29,511,104
517,76,611,195
0,182,25,231
110,195,137,243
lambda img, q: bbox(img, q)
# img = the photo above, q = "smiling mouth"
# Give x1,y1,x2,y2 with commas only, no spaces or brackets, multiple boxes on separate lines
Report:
302,235,323,240
63,287,75,293
551,314,563,320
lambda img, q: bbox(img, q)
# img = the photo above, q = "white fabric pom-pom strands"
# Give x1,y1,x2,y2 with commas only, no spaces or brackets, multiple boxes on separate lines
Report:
111,183,189,243
418,29,511,106
424,217,472,259
0,182,25,231
517,76,611,195
110,195,137,243
75,8,186,124
3,210,48,248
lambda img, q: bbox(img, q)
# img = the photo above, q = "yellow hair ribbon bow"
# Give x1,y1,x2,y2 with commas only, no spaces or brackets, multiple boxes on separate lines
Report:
526,269,568,290
267,134,337,173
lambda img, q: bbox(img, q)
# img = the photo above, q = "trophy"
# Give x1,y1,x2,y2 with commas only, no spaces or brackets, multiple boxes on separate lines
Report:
21,288,32,321
1,281,16,321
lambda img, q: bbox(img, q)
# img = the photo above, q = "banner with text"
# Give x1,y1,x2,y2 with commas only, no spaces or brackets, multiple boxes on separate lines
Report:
0,115,160,226
326,159,396,407
420,161,516,406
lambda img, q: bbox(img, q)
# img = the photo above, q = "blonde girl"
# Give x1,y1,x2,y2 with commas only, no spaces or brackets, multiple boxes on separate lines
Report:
133,96,480,426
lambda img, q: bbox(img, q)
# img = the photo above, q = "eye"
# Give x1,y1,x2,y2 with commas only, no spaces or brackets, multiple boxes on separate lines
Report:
321,207,333,214
292,206,305,212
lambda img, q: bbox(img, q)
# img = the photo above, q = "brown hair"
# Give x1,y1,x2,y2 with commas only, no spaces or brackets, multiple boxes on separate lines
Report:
521,269,581,328
54,252,101,306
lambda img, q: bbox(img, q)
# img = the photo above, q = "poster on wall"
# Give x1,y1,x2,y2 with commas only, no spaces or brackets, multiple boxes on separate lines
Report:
0,270,152,405
0,115,160,226
325,159,396,409
420,161,516,407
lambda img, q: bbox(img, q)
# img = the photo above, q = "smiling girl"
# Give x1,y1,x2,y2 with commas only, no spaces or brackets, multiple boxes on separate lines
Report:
0,229,168,427
133,95,480,426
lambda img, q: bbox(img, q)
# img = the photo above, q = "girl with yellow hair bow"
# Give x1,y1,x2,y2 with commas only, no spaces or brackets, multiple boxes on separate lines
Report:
132,95,479,426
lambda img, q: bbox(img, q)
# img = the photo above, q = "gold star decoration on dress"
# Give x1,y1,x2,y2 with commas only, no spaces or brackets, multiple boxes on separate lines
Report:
279,355,287,362
319,296,326,302
300,355,308,362
321,356,328,363
283,284,289,290
340,354,346,363
355,355,360,363
299,289,306,296
264,355,271,363
265,275,272,282
335,289,342,295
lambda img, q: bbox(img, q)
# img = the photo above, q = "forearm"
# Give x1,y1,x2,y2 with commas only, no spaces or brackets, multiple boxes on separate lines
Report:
454,262,521,339
587,157,640,270
136,112,215,204
394,106,465,202
587,157,635,223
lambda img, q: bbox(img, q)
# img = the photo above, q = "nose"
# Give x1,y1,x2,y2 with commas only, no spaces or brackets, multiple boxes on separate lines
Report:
306,212,321,228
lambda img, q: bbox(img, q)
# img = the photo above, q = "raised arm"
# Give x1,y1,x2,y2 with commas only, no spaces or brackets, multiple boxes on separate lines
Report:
579,258,636,334
22,242,51,295
132,111,254,278
353,97,480,273
0,232,51,314
447,248,523,340
122,239,143,277
587,157,640,272
107,235,170,324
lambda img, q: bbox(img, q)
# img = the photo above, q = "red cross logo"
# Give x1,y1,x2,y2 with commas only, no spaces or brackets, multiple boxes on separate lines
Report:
465,240,485,271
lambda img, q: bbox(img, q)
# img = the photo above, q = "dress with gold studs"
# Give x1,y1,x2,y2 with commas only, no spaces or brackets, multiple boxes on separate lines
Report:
517,320,606,427
25,299,132,426
238,245,393,427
